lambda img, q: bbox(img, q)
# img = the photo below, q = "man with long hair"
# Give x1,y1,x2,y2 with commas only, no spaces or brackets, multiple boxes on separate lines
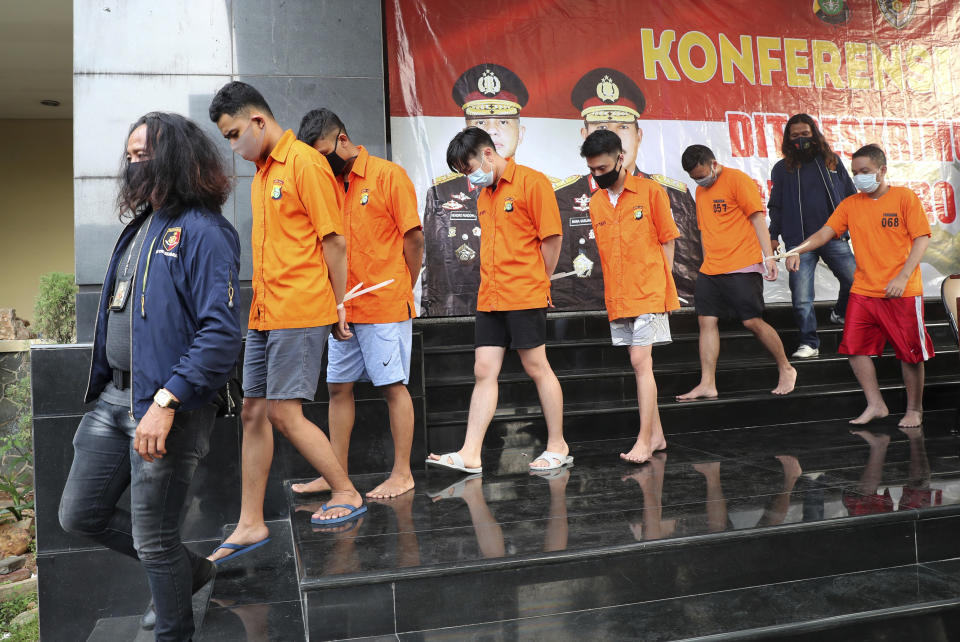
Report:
208,82,365,561
59,112,243,640
769,113,857,358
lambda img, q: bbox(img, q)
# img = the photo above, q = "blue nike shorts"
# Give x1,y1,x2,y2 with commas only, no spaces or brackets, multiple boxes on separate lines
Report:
326,319,412,387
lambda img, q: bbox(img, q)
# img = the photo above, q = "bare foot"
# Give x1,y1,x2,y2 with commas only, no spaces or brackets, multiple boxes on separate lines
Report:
771,366,797,395
676,384,718,402
366,473,415,499
311,489,364,522
208,522,270,563
652,436,667,451
849,404,889,425
776,455,802,483
291,477,331,495
620,437,653,464
899,410,923,428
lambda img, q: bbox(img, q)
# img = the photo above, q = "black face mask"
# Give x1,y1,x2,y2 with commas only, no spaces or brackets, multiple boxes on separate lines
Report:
125,160,153,189
594,160,622,190
324,132,348,176
791,136,818,159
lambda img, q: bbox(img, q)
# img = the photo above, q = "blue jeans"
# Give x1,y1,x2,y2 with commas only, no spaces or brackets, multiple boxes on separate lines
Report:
788,238,856,349
59,398,215,641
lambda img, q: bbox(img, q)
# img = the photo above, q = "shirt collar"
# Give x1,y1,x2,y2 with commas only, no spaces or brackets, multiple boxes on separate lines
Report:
268,129,296,164
349,145,369,179
499,157,517,184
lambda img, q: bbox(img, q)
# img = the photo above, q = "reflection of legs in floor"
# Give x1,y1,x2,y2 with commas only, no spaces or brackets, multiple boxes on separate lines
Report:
693,462,727,533
901,426,930,487
315,517,365,576
434,477,505,559
368,492,421,568
208,601,271,639
623,453,673,541
851,430,890,495
756,455,802,527
541,468,570,552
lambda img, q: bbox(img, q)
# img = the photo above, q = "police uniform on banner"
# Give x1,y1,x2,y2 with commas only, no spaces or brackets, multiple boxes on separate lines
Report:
421,64,529,317
552,68,702,310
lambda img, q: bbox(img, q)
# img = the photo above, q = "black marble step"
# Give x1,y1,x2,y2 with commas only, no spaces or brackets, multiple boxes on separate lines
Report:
424,373,960,453
380,562,960,641
423,321,955,384
291,411,960,640
416,300,949,351
424,347,960,414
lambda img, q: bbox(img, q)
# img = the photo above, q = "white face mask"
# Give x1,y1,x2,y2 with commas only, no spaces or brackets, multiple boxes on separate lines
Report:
231,120,263,162
695,165,718,189
853,172,881,193
467,156,494,188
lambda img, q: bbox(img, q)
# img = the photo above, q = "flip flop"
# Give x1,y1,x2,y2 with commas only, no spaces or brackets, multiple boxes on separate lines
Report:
425,452,482,474
426,472,483,500
210,537,271,566
310,503,368,525
675,394,719,403
529,450,573,471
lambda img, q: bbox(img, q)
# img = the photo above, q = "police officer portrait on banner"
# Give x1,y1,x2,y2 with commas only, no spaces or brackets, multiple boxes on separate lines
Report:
421,62,529,317
553,67,702,311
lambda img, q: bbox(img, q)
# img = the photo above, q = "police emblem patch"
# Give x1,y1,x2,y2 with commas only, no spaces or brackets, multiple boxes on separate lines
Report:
596,75,620,103
455,243,477,263
813,0,850,24
360,188,370,206
162,227,182,252
478,69,501,96
441,200,465,210
504,197,515,212
271,185,282,200
634,207,644,220
573,193,590,212
448,227,457,238
573,252,594,278
877,0,917,28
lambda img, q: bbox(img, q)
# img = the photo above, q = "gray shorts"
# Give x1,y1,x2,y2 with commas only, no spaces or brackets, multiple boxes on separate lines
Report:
610,313,672,347
326,320,413,386
242,326,331,400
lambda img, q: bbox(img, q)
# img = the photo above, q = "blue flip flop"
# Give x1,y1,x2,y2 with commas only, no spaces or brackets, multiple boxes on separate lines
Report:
310,503,367,525
210,537,271,566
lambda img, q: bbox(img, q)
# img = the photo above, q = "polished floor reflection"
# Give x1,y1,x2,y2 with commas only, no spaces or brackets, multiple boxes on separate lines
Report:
291,409,960,583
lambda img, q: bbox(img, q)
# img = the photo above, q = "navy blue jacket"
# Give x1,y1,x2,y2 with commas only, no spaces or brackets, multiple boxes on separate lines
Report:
768,155,856,249
84,208,243,419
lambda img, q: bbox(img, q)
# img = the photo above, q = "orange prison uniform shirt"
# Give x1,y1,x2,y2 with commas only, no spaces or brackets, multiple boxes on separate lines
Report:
825,186,931,298
249,129,344,330
476,159,563,311
694,166,765,275
589,175,681,321
337,146,421,323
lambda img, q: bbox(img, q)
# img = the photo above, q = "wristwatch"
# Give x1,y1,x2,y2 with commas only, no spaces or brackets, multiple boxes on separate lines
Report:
154,388,181,410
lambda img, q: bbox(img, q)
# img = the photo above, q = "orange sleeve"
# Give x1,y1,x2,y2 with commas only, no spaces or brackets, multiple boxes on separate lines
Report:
735,171,765,217
528,172,563,240
903,189,932,239
386,165,422,235
297,155,344,238
651,183,680,243
825,200,850,237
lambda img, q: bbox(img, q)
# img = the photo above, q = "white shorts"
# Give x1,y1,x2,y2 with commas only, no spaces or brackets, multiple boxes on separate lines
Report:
610,313,671,347
326,319,412,386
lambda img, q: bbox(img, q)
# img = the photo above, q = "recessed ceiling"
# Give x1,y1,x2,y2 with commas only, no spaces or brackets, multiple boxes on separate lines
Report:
0,0,72,119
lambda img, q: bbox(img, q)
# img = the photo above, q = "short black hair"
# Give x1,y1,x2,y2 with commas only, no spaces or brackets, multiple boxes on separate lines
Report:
852,144,886,168
209,81,274,122
681,144,716,172
446,126,495,173
580,129,623,158
297,108,347,146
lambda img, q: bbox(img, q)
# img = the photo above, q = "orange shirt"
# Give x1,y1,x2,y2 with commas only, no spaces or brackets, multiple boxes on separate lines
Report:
476,159,563,312
249,129,344,330
338,146,421,323
589,175,680,320
825,186,931,298
694,166,765,275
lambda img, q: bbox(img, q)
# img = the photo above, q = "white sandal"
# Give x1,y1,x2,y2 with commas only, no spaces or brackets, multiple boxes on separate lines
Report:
529,450,573,471
425,452,483,474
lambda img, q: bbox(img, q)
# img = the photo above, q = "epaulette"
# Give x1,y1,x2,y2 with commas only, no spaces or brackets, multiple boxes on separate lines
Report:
432,171,463,186
551,174,582,191
651,174,688,193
